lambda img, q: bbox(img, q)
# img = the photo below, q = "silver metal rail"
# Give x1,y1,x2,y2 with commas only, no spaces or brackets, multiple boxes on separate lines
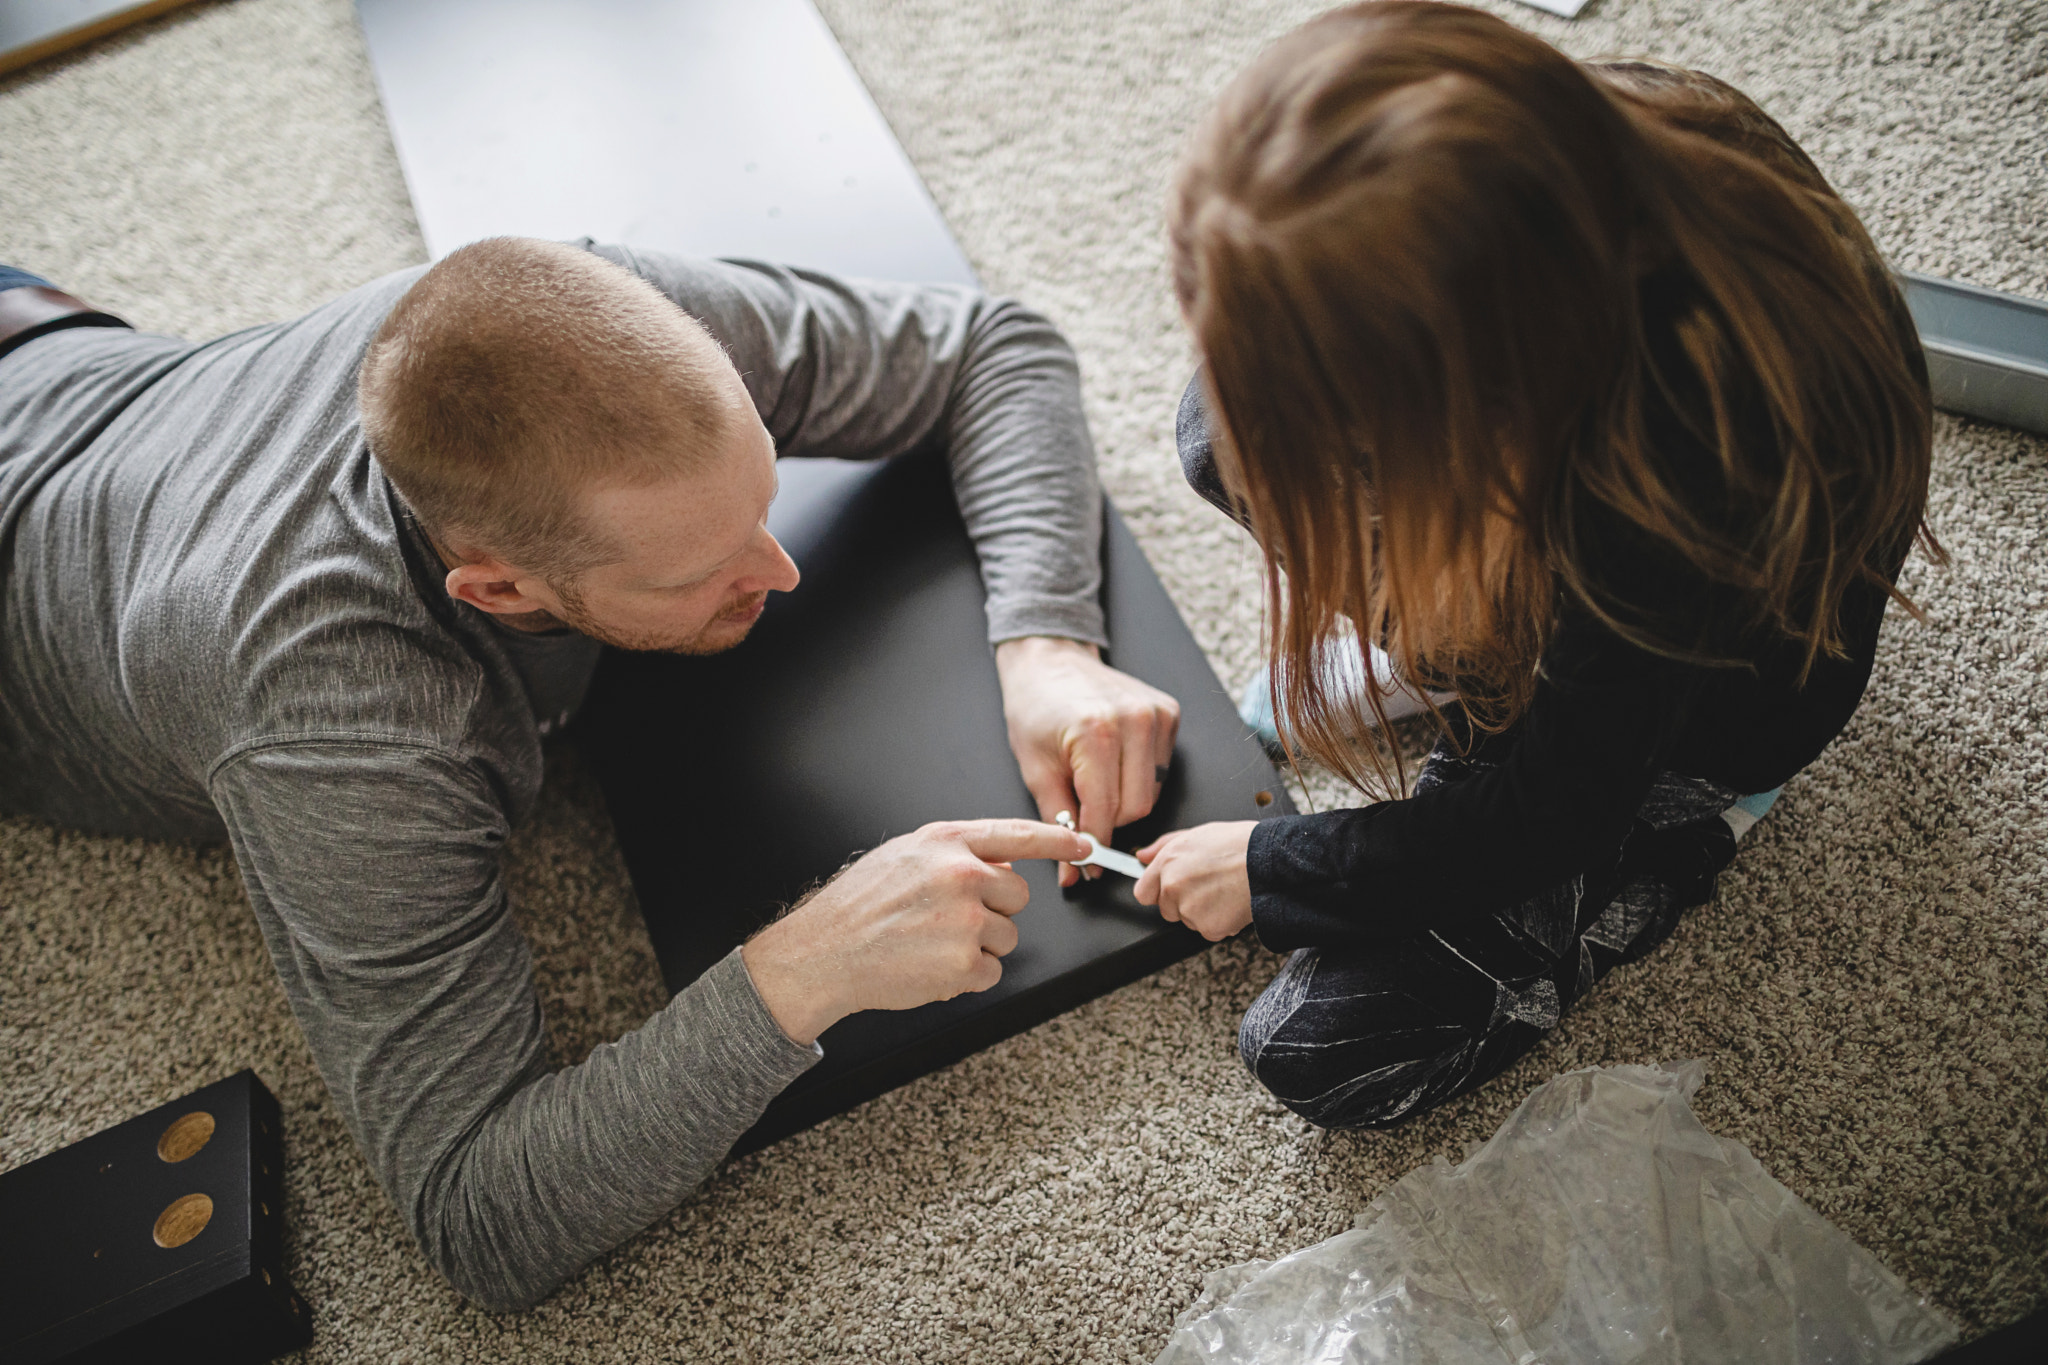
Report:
1900,271,2048,437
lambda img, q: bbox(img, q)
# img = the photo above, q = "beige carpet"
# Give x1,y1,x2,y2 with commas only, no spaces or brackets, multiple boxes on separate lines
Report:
3,0,2043,1359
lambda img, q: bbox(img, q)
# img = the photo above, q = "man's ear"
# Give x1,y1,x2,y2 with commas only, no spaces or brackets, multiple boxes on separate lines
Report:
444,557,554,616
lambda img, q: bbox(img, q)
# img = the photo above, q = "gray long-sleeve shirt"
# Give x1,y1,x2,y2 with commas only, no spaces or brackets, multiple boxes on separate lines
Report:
0,248,1106,1309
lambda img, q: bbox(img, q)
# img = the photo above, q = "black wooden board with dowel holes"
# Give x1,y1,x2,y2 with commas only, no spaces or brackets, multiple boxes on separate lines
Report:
0,1070,310,1365
356,0,1294,1151
577,452,1294,1155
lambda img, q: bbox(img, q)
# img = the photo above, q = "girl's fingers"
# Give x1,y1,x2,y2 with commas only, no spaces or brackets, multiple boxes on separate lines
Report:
1134,856,1164,908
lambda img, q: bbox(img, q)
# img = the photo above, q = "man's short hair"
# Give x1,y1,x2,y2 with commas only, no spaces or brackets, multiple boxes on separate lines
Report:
359,237,740,579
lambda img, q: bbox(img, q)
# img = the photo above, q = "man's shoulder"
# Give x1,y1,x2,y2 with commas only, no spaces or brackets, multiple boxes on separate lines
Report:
195,610,545,832
133,462,539,785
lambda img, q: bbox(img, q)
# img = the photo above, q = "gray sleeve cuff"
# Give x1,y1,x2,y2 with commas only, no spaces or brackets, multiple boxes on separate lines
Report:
726,946,826,1059
693,946,826,1074
984,593,1110,650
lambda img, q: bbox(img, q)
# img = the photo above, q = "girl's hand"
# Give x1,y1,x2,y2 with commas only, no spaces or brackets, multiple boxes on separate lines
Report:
1134,821,1257,941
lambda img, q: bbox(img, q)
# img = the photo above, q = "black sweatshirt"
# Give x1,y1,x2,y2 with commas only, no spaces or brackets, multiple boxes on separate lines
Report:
1177,288,1922,953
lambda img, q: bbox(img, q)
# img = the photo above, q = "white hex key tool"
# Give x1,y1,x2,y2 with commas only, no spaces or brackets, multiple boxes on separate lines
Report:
1054,811,1147,879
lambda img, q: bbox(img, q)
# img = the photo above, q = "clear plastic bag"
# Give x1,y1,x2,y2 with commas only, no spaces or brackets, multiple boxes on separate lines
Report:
1156,1062,1958,1364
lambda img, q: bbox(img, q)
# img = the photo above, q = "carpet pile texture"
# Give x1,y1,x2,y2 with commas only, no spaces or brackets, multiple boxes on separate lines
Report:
2,0,2042,1359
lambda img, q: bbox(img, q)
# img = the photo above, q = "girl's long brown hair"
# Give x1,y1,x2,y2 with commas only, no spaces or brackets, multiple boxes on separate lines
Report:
1170,1,1938,794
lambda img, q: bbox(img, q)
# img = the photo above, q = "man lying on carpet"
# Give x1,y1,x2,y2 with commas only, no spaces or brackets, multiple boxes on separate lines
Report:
0,238,1178,1309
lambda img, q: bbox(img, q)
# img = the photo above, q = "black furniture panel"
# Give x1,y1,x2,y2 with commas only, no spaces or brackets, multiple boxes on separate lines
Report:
0,1071,309,1365
1899,270,2048,436
578,452,1291,1152
354,0,976,284
1934,1307,2047,1364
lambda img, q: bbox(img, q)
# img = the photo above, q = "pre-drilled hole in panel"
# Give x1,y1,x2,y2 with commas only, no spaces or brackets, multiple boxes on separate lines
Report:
1253,790,1274,807
153,1193,213,1249
157,1111,215,1163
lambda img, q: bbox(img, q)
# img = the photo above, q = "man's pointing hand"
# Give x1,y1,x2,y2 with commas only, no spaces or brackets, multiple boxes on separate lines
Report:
739,819,1091,1045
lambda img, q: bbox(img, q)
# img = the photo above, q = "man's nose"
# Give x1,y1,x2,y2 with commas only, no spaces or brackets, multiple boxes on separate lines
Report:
747,528,801,594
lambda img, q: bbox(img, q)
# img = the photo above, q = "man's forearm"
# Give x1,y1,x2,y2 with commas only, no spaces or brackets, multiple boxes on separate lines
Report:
943,298,1109,647
413,949,818,1311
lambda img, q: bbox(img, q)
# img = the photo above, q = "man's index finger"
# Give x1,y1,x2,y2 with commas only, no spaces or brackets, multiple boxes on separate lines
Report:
956,818,1092,865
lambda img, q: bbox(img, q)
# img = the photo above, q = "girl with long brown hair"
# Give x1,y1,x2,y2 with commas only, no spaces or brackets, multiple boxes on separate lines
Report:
1131,1,1936,1127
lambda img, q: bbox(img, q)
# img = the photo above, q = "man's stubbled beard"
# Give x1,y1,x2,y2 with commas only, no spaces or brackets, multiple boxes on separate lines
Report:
550,580,770,656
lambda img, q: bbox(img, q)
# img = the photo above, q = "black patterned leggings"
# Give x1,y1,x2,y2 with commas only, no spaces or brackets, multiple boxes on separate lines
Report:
1237,735,1745,1129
